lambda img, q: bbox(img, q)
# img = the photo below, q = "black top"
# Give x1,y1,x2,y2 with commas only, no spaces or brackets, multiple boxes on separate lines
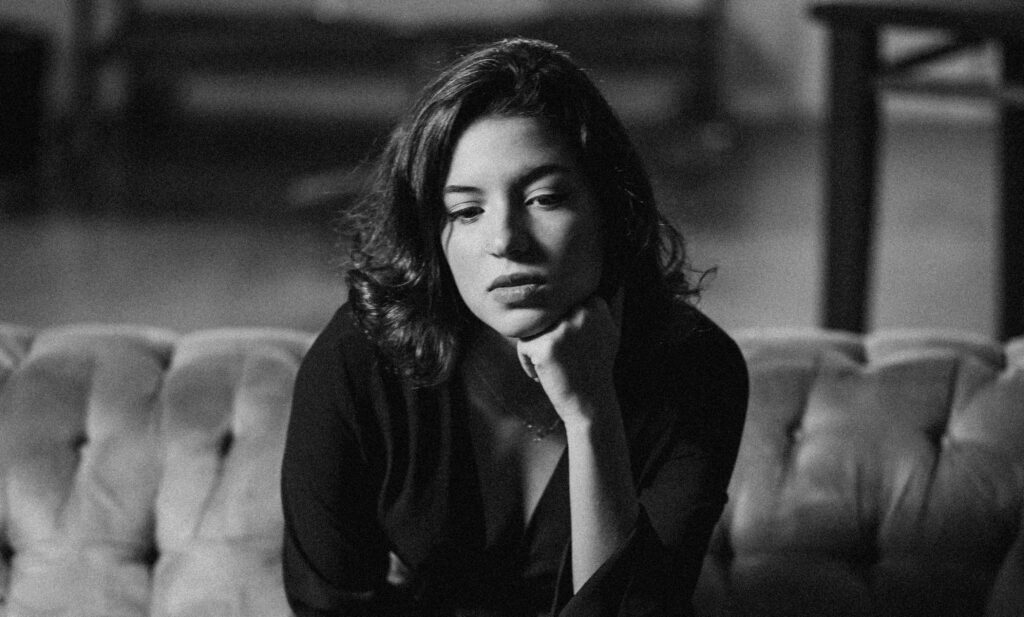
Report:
281,302,748,616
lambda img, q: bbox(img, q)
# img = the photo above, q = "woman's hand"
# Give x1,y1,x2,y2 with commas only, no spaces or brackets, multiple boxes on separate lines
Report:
518,292,639,591
515,293,622,424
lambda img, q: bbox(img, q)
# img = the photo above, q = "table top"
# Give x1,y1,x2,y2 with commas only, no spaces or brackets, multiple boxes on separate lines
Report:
810,1,1024,39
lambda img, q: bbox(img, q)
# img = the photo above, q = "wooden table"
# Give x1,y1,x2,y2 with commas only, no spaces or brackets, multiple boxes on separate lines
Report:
810,1,1024,339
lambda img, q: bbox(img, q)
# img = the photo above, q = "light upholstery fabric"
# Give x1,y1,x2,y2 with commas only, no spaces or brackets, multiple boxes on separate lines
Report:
696,328,1024,617
0,323,1021,617
0,324,312,617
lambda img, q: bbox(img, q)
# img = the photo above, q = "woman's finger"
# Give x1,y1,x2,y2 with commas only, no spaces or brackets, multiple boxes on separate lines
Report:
517,343,540,381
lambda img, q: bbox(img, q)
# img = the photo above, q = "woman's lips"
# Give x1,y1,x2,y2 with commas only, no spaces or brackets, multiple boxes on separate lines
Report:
490,283,544,304
488,273,547,304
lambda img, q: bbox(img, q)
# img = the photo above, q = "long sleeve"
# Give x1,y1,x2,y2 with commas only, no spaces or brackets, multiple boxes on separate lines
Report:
554,316,749,617
281,314,409,616
281,305,747,616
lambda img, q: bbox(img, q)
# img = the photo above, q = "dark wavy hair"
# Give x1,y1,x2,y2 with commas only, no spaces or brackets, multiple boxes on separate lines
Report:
347,38,699,386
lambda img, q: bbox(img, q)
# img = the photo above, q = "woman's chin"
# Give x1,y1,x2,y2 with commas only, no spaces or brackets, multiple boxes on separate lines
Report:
481,309,559,341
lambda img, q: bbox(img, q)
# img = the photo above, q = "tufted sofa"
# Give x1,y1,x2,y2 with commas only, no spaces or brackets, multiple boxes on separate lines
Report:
0,322,1021,616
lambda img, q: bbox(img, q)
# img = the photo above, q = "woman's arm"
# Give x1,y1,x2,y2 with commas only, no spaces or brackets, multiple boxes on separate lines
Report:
516,296,639,591
281,318,397,615
522,304,749,615
563,400,640,591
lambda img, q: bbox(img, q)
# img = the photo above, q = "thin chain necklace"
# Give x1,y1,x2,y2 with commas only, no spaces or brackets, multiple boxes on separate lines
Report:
520,413,564,442
467,362,563,441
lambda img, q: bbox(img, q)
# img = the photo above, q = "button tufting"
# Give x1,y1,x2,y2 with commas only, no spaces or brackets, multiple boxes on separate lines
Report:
217,431,234,458
783,419,804,462
144,545,159,568
923,419,951,451
70,433,88,451
786,421,803,445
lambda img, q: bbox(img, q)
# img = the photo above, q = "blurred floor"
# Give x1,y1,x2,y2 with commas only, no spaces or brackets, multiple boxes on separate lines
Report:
0,115,998,338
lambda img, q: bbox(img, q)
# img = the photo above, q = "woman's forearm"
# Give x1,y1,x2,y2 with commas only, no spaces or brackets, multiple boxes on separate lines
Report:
512,297,638,590
562,400,640,593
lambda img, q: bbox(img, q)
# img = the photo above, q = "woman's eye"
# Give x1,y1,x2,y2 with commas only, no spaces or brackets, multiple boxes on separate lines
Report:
446,205,483,222
526,192,568,208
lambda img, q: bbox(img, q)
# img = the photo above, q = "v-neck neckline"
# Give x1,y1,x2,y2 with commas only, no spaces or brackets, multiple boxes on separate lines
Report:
522,445,569,544
462,399,569,553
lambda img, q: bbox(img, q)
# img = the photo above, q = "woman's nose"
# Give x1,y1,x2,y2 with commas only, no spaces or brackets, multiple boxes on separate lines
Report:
486,207,529,258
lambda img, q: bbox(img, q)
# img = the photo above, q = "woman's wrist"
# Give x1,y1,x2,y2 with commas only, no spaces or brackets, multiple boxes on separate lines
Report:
549,376,620,425
561,402,614,436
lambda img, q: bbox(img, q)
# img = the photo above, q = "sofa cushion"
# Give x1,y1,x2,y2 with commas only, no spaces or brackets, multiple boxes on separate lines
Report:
0,325,175,616
0,324,312,617
1,323,1021,617
151,329,309,617
696,328,1024,617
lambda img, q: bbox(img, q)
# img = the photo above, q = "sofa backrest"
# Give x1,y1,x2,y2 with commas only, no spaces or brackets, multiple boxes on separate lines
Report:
0,324,1022,616
697,329,1024,617
0,324,313,617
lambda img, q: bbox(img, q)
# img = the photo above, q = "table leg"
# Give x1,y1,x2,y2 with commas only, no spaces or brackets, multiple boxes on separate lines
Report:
823,25,879,333
1001,41,1024,340
69,0,97,209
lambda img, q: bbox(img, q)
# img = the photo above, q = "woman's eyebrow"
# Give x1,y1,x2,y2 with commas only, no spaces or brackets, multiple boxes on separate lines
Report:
442,184,481,196
443,163,574,196
517,164,573,189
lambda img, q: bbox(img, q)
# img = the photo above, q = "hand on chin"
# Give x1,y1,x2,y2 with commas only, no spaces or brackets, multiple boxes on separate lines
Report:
512,297,620,416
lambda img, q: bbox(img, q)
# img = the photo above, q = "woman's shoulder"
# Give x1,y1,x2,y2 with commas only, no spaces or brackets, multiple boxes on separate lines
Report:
625,301,749,412
644,301,744,371
292,303,421,440
314,302,373,352
620,302,748,458
298,302,383,390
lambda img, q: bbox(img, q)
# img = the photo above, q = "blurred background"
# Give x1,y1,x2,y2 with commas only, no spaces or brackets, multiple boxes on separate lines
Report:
0,0,1000,337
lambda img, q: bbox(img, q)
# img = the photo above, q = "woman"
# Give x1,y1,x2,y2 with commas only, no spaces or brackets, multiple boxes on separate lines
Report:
281,38,748,616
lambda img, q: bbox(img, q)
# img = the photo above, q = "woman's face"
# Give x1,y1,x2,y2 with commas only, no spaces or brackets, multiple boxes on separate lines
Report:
440,115,603,340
